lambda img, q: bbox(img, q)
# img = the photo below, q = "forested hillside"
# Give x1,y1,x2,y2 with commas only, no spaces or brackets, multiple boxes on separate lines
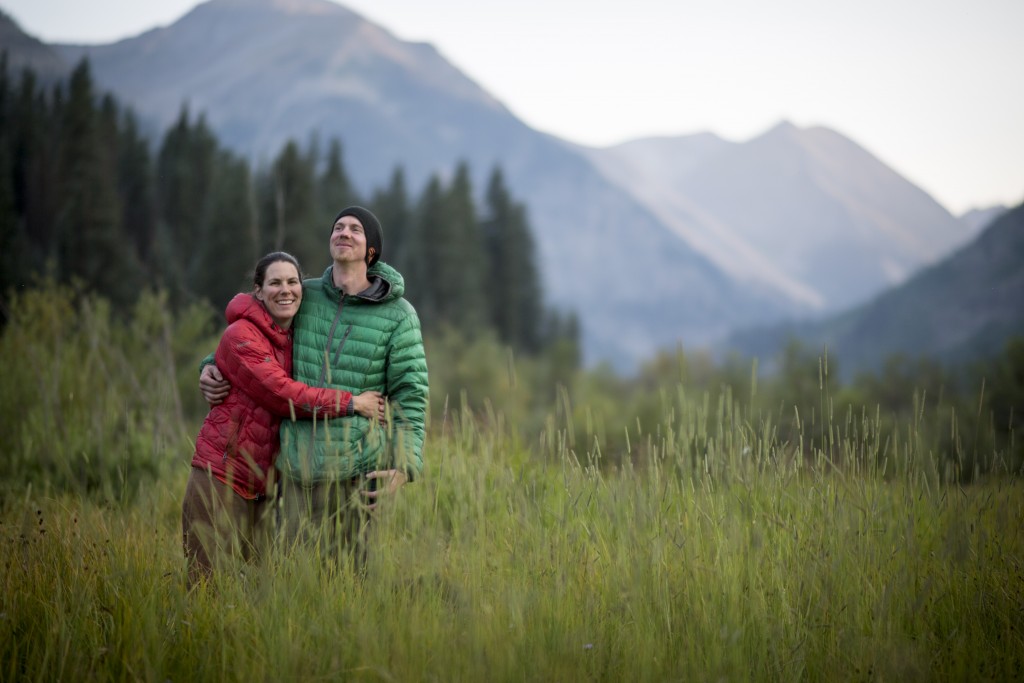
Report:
0,57,575,359
3,0,991,369
1,54,1021,476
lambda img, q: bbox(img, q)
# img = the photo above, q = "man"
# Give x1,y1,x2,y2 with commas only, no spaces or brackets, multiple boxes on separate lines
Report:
200,206,428,563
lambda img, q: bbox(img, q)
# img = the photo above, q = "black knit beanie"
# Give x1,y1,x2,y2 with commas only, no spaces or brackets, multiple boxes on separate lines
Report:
332,206,383,267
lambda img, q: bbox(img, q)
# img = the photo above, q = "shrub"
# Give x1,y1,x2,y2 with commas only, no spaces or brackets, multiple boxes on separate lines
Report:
0,281,215,501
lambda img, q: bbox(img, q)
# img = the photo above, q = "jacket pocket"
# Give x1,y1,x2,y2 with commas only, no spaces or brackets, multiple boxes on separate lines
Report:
223,409,245,462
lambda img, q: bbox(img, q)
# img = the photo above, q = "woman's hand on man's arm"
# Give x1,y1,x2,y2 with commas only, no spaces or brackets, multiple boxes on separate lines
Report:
352,391,386,424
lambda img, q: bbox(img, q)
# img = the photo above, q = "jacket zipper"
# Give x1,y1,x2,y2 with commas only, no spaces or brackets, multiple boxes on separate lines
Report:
332,325,353,367
310,294,347,462
317,296,346,387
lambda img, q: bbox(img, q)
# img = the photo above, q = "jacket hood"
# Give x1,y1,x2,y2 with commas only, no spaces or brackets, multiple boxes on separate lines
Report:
224,292,291,349
319,261,405,303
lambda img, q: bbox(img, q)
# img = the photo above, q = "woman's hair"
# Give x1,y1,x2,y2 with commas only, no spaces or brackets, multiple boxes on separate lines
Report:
253,251,302,288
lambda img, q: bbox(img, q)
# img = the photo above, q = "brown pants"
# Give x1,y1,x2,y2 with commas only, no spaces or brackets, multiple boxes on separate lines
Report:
278,476,373,571
181,468,272,588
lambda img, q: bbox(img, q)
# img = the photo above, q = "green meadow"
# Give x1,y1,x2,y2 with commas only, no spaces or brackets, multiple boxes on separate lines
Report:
2,285,1022,682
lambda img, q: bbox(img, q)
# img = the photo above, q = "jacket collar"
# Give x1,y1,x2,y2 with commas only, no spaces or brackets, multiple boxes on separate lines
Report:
224,293,292,348
320,261,405,303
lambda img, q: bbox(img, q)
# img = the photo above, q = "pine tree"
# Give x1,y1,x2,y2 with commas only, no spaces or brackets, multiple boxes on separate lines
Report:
0,125,27,304
369,166,411,273
197,152,258,309
11,68,54,270
318,138,359,219
407,163,491,336
117,109,157,264
155,106,219,299
438,162,486,333
481,166,542,352
268,140,319,272
154,107,259,308
0,61,51,300
0,54,28,301
56,59,142,309
405,174,445,324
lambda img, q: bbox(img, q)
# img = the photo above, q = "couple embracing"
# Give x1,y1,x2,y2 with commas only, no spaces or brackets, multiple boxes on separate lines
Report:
181,206,429,587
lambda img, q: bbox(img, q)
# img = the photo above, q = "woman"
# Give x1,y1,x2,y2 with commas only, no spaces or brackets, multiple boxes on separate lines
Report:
181,251,383,587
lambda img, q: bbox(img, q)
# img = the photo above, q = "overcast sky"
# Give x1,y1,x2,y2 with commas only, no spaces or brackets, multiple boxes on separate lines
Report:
3,0,1022,214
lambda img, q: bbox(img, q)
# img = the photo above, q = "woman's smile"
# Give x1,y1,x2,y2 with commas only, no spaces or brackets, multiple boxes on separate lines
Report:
257,261,303,328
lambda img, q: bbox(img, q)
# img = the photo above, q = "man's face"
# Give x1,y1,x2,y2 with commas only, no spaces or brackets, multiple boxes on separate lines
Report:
330,215,368,265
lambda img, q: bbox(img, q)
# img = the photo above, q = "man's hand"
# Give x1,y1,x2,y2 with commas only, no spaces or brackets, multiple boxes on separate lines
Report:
199,364,231,406
362,469,408,510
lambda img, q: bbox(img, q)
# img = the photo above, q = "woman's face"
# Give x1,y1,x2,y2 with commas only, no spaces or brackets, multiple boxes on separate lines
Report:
256,261,302,328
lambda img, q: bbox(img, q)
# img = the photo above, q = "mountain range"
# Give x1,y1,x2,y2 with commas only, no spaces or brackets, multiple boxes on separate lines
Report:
579,124,975,312
0,0,1001,370
0,7,64,82
726,201,1024,379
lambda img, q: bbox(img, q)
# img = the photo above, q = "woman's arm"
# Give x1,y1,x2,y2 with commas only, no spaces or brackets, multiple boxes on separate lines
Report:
215,321,354,418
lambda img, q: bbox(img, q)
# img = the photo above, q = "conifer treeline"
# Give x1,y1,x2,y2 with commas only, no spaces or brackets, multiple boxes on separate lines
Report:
0,57,578,358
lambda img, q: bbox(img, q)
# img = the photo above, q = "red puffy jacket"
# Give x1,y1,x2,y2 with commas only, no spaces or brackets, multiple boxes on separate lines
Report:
191,293,353,498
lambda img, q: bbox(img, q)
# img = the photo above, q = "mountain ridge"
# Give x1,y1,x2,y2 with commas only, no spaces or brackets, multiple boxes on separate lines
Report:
583,120,971,313
726,202,1024,378
0,9,65,82
0,0,994,370
30,0,790,367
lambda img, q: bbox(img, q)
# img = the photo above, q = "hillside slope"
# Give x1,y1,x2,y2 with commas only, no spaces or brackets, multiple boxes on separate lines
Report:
727,202,1024,377
37,0,793,366
583,123,971,312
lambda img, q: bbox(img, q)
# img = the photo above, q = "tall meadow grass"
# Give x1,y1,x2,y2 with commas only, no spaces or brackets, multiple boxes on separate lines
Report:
1,286,1021,681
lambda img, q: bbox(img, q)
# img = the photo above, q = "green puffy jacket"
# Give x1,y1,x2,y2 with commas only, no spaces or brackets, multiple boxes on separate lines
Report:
278,262,428,483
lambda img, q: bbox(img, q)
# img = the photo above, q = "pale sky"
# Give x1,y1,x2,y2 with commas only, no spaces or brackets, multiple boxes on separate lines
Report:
3,0,1022,215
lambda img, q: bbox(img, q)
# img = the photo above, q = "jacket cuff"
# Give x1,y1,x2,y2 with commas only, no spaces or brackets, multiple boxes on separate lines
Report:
346,398,355,417
198,352,215,374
